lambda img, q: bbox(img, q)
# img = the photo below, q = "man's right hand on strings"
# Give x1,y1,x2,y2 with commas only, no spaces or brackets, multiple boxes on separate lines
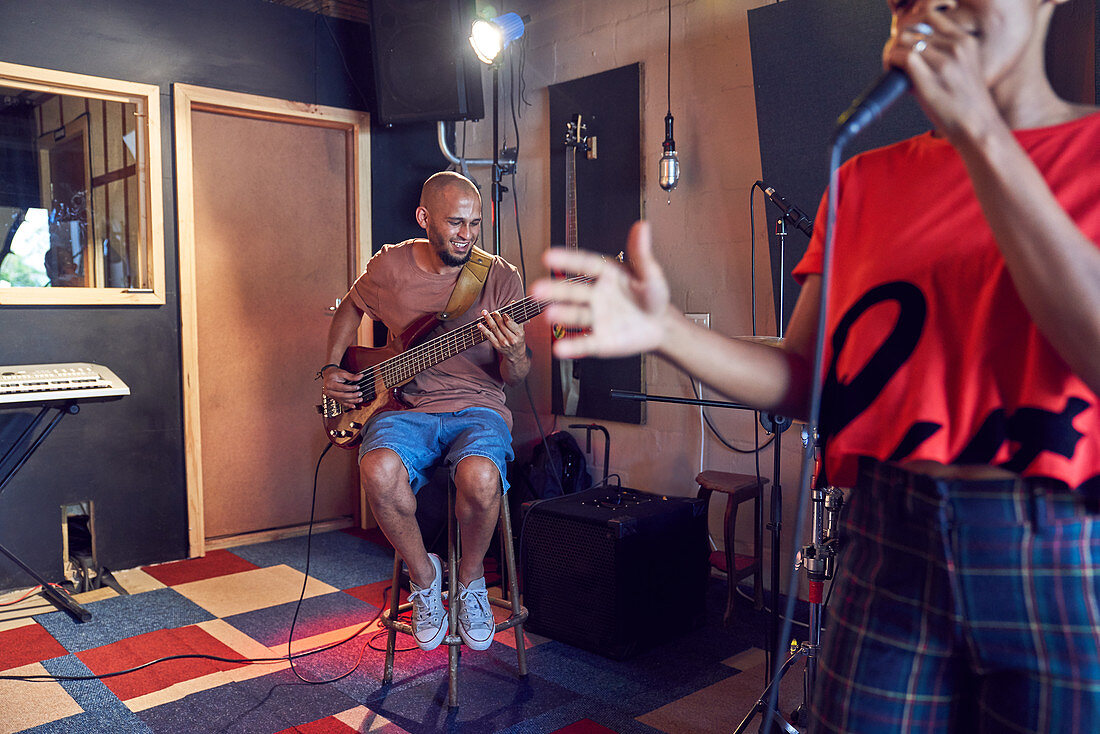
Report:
322,365,362,409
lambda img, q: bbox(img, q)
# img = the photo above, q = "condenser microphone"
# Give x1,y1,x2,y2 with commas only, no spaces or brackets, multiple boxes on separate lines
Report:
761,184,814,238
833,68,910,148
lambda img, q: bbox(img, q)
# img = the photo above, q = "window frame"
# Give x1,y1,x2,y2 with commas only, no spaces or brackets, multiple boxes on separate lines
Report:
0,61,165,305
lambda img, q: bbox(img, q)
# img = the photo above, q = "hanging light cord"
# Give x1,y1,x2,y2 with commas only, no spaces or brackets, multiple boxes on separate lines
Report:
666,0,672,116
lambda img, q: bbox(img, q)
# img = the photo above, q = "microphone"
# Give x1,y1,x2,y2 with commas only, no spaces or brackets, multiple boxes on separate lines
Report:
833,68,910,148
761,184,814,238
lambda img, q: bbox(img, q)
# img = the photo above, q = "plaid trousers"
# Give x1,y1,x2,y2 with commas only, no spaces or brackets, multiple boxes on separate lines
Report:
810,459,1100,733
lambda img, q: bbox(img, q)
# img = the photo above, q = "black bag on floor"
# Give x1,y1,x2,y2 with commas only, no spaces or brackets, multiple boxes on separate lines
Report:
510,431,592,506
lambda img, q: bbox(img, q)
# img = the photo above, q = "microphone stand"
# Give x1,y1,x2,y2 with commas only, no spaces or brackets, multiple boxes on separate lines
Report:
610,389,795,696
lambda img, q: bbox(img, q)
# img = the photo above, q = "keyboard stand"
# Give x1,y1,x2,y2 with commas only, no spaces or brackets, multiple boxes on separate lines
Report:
0,401,92,622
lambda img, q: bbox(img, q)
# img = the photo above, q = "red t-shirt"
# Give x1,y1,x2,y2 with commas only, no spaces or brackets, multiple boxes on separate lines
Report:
348,239,525,428
793,113,1100,491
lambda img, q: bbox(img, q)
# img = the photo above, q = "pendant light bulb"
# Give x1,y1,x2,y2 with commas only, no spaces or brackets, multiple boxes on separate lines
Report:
659,112,679,192
658,0,679,199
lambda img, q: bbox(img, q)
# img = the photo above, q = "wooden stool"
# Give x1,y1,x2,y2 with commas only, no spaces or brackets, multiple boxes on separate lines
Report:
695,470,767,625
380,478,528,708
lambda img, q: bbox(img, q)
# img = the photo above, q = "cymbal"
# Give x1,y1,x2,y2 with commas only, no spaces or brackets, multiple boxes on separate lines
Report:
735,335,784,347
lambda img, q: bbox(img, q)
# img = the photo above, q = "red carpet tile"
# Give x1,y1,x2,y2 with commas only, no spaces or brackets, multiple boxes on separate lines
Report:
77,624,250,700
142,549,260,586
276,717,360,733
550,720,619,734
0,623,67,671
343,560,501,609
343,579,403,609
340,526,391,548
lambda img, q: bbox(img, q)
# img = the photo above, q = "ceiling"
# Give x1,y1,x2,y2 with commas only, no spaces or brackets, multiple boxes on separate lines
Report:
265,0,369,24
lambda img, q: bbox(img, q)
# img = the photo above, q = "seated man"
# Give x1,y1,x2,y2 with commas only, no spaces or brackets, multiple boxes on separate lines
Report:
321,171,529,651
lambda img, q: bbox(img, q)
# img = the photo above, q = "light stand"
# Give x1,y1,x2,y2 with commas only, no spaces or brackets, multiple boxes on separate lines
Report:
491,63,502,256
469,12,526,256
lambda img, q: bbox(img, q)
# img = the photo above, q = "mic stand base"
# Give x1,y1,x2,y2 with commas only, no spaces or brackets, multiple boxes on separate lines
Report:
732,644,803,734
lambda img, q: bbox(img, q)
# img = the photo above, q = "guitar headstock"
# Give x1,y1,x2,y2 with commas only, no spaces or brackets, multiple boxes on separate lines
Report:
565,114,596,159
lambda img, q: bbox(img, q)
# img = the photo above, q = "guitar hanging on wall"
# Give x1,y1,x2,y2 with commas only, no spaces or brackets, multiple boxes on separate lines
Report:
553,113,597,416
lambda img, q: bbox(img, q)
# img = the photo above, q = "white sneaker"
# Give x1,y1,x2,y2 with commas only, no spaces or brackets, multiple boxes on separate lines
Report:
408,553,446,651
457,577,494,650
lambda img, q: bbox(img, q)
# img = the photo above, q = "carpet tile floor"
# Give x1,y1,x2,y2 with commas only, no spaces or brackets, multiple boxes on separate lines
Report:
0,528,807,733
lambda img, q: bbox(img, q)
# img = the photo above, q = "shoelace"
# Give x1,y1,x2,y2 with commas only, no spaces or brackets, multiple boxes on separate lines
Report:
409,587,444,625
458,586,492,630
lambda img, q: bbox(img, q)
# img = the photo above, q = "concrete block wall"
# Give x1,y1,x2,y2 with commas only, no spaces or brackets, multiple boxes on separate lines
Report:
464,0,809,595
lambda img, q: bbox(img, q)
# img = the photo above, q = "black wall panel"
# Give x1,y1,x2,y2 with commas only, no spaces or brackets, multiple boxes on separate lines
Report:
547,64,644,425
0,0,442,589
748,0,929,333
748,0,1098,332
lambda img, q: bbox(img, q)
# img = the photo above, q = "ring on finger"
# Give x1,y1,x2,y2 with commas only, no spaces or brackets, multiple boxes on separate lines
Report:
913,39,927,54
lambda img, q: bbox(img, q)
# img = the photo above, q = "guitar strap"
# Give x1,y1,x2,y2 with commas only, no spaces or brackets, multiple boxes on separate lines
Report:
438,245,493,321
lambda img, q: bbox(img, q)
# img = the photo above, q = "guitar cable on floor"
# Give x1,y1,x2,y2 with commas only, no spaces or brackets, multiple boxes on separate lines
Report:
0,443,386,685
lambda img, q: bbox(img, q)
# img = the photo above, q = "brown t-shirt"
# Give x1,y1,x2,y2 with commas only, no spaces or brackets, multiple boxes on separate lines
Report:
347,239,524,428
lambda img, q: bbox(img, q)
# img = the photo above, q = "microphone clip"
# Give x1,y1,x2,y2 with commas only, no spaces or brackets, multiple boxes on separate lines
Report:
763,185,813,238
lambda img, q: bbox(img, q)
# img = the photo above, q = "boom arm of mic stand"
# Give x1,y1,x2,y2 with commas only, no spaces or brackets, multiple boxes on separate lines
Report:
609,389,753,411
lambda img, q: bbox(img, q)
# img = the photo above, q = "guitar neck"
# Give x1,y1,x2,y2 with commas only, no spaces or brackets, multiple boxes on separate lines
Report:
370,294,550,389
565,147,578,251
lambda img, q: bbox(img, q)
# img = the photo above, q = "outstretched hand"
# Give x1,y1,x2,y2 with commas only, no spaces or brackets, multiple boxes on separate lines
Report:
532,220,671,359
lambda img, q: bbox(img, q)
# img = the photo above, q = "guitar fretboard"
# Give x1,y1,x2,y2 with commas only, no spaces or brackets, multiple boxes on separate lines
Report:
566,147,578,251
355,281,585,398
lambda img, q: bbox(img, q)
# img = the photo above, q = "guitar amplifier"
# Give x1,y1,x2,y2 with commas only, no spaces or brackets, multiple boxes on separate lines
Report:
521,486,708,660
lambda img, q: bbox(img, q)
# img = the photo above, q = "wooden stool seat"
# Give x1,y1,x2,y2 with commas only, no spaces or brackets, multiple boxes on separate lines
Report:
695,470,766,625
379,478,528,708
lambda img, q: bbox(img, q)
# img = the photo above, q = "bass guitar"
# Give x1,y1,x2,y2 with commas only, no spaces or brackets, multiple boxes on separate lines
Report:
553,113,596,415
319,285,574,449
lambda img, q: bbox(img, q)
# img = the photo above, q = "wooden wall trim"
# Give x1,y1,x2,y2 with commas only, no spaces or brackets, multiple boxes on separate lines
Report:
0,60,165,305
172,82,371,557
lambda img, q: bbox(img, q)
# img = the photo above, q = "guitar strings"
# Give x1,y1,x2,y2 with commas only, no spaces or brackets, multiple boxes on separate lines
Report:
351,276,591,398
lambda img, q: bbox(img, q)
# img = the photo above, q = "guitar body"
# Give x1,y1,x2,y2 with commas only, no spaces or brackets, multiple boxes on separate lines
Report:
317,286,561,449
320,313,442,449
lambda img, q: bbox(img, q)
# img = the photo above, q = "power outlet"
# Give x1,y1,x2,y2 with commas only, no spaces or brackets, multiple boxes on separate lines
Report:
685,313,710,329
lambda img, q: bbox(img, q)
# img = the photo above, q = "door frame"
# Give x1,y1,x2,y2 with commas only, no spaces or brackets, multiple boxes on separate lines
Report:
173,83,371,557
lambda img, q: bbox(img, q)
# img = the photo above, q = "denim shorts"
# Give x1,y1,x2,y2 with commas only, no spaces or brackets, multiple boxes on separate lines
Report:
357,407,513,495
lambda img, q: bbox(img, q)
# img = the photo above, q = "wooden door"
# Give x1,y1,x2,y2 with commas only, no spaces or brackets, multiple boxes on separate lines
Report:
174,85,371,554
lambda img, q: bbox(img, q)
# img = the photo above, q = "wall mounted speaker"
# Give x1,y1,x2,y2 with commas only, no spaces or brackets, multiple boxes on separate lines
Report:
368,0,485,126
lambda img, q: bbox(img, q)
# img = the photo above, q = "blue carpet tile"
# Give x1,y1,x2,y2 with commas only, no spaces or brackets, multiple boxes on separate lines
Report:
136,677,303,734
358,659,580,734
30,656,153,733
229,529,395,589
34,587,215,653
222,590,380,648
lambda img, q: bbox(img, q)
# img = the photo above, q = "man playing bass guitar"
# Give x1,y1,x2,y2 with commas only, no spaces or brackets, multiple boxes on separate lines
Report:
321,171,529,652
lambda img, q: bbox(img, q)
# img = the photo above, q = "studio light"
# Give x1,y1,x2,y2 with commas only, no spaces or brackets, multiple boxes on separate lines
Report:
469,12,526,65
